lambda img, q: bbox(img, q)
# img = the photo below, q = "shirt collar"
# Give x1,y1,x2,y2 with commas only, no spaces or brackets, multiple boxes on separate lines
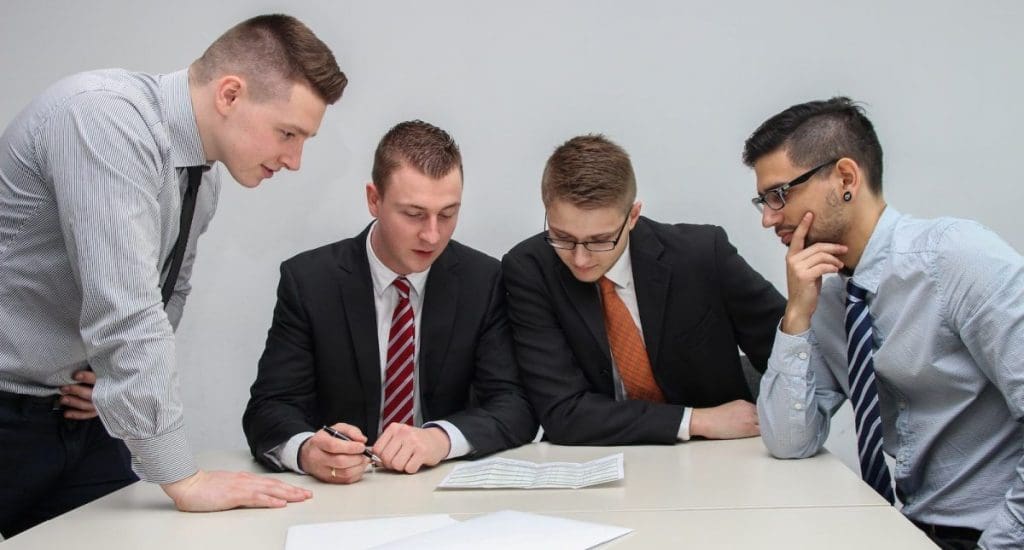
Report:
849,206,903,294
365,222,430,298
602,242,634,290
159,69,207,169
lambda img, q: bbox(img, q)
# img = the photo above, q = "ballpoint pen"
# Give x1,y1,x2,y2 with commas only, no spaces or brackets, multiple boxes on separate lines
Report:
321,425,382,463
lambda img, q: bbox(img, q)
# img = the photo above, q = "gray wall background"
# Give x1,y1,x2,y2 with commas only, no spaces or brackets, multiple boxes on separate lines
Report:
2,0,1021,475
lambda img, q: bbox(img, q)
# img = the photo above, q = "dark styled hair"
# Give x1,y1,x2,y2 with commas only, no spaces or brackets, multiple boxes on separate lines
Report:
191,14,347,104
372,120,462,194
742,97,884,194
541,134,636,210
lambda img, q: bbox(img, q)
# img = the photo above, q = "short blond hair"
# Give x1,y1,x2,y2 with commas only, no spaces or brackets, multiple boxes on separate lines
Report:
541,134,636,210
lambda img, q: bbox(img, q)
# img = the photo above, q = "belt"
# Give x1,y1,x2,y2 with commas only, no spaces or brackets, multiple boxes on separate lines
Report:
0,389,63,411
912,520,983,543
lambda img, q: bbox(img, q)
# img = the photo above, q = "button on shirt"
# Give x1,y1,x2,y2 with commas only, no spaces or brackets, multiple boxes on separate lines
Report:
603,245,692,440
0,69,221,483
270,223,471,473
758,207,1024,549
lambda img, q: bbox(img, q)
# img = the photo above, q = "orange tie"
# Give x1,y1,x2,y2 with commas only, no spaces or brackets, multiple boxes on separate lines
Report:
598,277,665,402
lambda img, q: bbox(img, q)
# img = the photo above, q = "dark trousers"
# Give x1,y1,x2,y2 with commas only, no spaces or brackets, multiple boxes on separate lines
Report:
912,520,983,550
0,391,138,538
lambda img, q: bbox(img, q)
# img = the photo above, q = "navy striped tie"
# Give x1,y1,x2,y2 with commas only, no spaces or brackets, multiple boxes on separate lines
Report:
845,280,896,504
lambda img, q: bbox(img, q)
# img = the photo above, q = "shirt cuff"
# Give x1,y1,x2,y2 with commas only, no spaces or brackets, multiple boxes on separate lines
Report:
677,407,693,441
769,326,814,377
123,425,199,484
424,420,472,459
266,431,315,474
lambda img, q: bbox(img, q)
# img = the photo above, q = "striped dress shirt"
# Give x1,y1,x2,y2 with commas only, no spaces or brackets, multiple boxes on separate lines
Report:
0,68,221,484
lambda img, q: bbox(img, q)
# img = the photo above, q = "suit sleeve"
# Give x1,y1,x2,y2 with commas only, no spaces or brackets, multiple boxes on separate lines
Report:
242,261,320,471
437,266,538,455
712,226,786,373
503,251,684,445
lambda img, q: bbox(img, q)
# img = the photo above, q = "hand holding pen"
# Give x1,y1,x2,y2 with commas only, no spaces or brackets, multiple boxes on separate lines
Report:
298,423,376,484
321,425,382,464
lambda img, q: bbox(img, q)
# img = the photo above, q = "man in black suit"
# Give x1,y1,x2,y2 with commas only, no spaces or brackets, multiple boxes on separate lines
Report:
244,120,536,484
503,134,785,445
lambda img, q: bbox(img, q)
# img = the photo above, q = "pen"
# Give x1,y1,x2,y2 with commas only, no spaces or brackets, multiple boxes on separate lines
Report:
321,425,382,463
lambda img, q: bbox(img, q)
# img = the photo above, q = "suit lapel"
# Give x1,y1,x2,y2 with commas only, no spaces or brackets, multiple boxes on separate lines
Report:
419,247,459,419
630,219,671,369
337,226,383,437
558,261,611,363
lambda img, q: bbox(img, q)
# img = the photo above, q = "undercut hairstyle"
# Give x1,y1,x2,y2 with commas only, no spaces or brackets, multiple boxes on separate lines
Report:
742,97,884,194
541,134,636,211
371,120,463,195
191,14,347,104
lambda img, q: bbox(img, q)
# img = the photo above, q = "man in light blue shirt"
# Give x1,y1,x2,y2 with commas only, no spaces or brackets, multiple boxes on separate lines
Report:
744,97,1024,549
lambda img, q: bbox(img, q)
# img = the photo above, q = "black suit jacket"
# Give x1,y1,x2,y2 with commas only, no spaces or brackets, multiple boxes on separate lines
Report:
244,226,537,469
502,217,785,445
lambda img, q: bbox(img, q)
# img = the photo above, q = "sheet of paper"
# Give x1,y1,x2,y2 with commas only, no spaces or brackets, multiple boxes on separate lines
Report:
285,514,458,550
372,510,632,549
437,453,624,489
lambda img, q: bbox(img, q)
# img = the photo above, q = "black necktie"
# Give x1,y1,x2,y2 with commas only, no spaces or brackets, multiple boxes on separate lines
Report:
161,166,203,306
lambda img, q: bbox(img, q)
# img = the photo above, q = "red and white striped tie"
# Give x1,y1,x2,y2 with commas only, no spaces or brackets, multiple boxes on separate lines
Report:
382,277,415,428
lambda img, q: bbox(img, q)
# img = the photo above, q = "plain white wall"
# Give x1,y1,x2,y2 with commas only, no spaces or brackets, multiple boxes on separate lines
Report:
2,0,1022,476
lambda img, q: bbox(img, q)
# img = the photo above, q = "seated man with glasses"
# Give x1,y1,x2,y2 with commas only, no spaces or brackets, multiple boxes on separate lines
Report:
745,97,1024,549
502,134,785,445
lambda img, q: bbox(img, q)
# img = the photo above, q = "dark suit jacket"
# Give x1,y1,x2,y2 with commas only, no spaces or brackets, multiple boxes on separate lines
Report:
244,226,537,470
502,217,785,445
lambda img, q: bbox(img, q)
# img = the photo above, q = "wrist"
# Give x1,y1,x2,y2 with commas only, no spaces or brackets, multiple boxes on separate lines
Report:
781,308,811,335
297,436,313,473
426,426,452,460
161,469,202,504
688,408,706,439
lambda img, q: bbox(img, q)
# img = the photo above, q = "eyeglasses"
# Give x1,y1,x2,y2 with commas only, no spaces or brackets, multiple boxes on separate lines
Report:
751,159,838,212
544,213,630,252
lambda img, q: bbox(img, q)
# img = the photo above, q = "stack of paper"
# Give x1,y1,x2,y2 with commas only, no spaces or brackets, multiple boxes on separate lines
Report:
285,510,632,550
437,453,624,489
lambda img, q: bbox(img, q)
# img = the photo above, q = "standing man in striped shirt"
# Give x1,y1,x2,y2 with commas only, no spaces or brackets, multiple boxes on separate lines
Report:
0,14,347,537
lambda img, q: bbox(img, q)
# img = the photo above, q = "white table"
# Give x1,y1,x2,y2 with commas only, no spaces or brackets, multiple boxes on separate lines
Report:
3,438,935,549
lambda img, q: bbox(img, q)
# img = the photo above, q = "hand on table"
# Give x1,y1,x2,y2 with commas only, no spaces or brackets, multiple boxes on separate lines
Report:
690,399,760,440
161,469,312,511
372,424,450,474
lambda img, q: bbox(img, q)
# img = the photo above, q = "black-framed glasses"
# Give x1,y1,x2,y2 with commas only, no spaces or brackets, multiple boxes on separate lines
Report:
751,159,839,212
544,213,630,252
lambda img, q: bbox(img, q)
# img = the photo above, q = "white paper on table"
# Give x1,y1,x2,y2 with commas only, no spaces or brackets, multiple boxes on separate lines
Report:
371,510,633,550
284,514,458,550
437,453,624,489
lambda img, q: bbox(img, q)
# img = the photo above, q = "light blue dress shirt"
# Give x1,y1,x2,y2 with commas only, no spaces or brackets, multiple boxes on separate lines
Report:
758,207,1024,549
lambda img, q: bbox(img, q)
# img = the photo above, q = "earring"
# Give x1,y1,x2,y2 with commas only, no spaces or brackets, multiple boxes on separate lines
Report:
843,191,852,202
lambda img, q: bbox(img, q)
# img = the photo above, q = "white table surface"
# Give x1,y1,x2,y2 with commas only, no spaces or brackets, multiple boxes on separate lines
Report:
3,438,930,549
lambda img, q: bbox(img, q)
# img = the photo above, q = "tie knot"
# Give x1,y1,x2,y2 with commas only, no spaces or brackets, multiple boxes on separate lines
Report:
598,277,617,296
846,280,869,303
393,277,411,299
